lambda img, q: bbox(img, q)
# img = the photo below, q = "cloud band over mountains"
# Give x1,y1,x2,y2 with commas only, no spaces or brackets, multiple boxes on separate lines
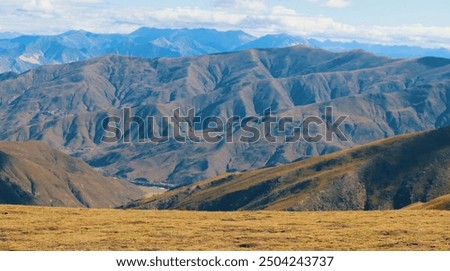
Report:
0,0,449,49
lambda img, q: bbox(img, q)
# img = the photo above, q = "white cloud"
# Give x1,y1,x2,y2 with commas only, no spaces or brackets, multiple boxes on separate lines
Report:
323,0,350,8
214,0,268,13
271,5,297,16
70,0,104,3
23,0,55,12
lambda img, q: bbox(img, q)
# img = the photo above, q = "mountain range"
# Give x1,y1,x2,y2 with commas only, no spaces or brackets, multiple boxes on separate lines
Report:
0,141,143,207
0,45,450,186
125,126,450,211
1,27,450,73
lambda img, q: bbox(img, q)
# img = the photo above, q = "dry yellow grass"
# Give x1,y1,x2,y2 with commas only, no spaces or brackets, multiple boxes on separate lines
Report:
1,205,449,251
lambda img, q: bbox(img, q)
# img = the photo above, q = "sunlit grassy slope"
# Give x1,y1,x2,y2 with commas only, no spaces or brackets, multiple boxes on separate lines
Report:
128,126,450,211
0,141,143,207
404,194,450,210
0,205,449,251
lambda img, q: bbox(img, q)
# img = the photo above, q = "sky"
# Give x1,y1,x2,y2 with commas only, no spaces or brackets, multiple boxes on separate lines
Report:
0,0,449,49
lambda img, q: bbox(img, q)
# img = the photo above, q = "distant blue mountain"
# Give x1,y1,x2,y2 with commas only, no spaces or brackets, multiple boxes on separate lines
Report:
0,28,254,73
308,39,450,59
0,32,21,39
236,34,310,50
131,27,254,54
1,27,449,73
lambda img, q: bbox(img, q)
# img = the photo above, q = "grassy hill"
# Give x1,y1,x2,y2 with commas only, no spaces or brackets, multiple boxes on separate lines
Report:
0,205,448,251
127,126,450,211
404,194,450,210
0,141,143,208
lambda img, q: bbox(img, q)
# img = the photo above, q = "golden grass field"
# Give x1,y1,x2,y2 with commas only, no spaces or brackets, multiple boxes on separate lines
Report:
0,205,449,251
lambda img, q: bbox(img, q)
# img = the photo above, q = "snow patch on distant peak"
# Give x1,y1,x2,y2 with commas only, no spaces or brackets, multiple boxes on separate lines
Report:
18,53,42,65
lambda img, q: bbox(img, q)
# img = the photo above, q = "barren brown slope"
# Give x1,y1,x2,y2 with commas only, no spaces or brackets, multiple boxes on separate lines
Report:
0,141,143,207
127,126,450,211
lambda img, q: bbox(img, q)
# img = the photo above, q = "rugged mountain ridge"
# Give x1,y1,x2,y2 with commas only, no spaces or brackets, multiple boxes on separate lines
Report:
0,28,253,73
0,141,143,207
125,126,450,211
0,46,450,185
2,27,450,73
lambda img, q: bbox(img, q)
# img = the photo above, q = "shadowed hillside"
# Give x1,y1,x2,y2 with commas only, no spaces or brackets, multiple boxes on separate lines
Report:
126,127,450,211
0,141,143,207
